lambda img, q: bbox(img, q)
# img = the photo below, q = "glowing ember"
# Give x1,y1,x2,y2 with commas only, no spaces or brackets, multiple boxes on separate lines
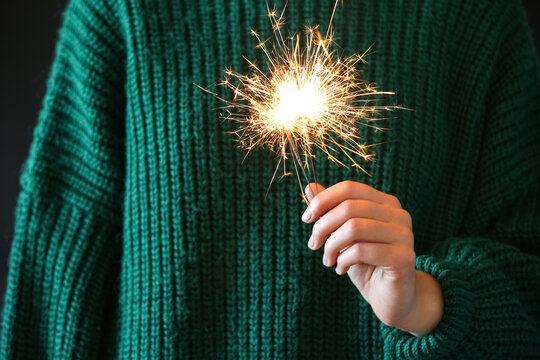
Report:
196,1,405,201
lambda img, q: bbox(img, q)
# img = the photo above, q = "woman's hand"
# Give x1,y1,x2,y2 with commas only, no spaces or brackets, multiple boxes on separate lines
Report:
302,181,443,336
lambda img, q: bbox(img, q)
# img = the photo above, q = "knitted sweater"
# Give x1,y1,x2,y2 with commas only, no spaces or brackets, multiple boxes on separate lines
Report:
2,0,540,358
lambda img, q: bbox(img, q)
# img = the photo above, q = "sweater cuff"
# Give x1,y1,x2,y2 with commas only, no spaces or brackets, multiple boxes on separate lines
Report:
380,255,474,359
0,190,121,358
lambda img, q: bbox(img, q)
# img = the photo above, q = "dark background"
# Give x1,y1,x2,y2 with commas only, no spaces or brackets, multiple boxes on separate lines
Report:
1,1,539,316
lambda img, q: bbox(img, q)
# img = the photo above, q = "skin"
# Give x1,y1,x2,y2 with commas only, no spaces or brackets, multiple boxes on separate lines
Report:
302,181,443,337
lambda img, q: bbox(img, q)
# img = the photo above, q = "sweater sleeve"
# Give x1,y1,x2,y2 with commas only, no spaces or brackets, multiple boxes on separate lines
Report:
381,2,540,359
0,0,125,358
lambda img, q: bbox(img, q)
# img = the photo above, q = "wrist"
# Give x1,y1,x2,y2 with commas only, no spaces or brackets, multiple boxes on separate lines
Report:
396,270,444,337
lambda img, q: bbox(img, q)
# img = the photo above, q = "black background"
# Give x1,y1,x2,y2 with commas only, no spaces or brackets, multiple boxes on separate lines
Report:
1,1,539,315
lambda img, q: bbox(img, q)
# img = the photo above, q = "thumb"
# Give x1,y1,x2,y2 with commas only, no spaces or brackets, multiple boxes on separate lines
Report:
305,183,326,202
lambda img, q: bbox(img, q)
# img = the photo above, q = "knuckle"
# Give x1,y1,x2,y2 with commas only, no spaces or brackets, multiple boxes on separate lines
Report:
309,197,321,214
399,246,416,268
396,225,414,246
324,241,337,260
405,230,414,246
388,208,400,223
313,217,328,239
388,194,401,207
312,218,323,233
405,228,414,245
336,252,344,267
400,209,413,228
391,207,410,223
340,180,355,191
345,218,361,233
350,243,363,258
354,218,370,233
337,246,356,267
341,199,356,214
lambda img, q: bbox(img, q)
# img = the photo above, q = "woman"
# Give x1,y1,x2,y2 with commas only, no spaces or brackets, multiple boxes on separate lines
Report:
1,0,539,358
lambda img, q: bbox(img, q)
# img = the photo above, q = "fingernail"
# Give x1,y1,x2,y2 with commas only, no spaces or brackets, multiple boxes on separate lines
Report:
322,254,329,266
302,208,313,222
335,266,341,275
308,236,315,249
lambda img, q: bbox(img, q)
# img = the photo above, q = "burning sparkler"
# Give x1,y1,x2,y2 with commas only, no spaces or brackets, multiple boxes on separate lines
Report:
196,0,404,203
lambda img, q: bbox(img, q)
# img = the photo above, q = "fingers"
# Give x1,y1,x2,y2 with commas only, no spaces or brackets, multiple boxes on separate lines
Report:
322,218,413,266
309,200,412,250
334,242,416,275
305,183,326,203
302,180,401,223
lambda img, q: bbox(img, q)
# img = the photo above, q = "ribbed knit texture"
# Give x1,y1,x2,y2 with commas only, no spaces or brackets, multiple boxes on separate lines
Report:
1,0,540,358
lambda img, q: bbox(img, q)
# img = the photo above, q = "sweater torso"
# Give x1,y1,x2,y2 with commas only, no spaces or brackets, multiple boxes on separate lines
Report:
3,0,540,358
118,1,495,357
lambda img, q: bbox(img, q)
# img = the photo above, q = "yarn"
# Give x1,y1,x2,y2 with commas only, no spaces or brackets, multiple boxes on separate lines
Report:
1,0,540,358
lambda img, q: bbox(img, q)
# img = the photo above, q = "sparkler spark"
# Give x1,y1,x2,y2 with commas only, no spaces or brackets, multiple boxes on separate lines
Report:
196,0,405,202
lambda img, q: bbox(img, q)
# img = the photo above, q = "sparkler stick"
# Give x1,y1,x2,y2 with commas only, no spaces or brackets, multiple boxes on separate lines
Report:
286,132,316,203
196,0,405,203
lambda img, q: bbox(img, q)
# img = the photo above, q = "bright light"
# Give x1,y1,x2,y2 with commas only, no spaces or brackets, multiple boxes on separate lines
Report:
196,0,404,200
272,80,324,130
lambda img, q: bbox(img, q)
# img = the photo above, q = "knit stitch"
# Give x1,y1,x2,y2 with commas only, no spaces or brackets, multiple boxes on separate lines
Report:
1,0,540,359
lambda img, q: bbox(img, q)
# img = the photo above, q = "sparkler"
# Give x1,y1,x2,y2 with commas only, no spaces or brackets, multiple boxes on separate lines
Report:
196,0,404,203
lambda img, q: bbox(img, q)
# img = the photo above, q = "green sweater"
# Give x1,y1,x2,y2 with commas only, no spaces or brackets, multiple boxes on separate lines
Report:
2,0,540,358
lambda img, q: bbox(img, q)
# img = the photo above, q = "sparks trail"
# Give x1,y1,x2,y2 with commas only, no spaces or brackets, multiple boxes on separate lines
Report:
196,0,406,203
